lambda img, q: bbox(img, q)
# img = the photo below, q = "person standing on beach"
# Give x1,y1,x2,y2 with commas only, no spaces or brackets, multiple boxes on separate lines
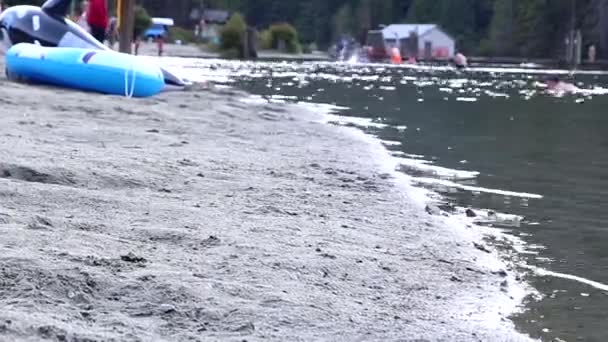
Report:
588,45,597,63
86,0,108,43
106,16,117,49
76,0,90,33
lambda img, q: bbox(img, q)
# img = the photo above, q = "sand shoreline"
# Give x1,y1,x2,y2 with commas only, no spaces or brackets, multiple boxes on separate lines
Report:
0,57,533,341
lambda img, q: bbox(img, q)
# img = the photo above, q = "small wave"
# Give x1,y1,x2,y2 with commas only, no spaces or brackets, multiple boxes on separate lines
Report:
456,97,478,102
397,158,480,180
585,86,608,95
392,152,425,159
240,96,268,105
463,207,525,228
381,140,402,146
525,266,608,292
297,102,350,114
484,90,510,98
323,113,388,129
308,101,540,338
269,94,298,101
412,177,543,199
391,62,608,76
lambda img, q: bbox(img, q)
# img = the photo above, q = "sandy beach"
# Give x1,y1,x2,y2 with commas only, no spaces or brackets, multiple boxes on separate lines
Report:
0,56,533,342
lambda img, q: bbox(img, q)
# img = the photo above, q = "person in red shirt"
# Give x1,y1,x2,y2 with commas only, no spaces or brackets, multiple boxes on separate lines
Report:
86,0,108,43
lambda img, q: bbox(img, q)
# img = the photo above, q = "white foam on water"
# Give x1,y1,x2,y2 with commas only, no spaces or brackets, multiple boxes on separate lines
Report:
456,207,525,228
381,140,402,146
585,86,608,95
308,104,541,332
412,177,543,199
391,62,608,76
270,94,298,101
456,97,479,102
524,266,608,292
397,157,480,180
323,113,389,129
312,105,563,338
485,90,511,98
239,95,268,105
442,213,537,321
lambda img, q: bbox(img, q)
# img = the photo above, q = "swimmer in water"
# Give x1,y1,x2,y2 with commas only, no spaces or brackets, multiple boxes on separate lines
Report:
545,76,580,95
453,52,468,70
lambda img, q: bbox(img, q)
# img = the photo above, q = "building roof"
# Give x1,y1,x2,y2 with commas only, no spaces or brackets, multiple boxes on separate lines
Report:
151,17,175,26
202,9,230,24
382,24,448,40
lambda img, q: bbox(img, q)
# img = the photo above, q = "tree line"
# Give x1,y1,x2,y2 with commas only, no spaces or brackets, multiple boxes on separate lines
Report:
5,0,608,59
206,0,608,59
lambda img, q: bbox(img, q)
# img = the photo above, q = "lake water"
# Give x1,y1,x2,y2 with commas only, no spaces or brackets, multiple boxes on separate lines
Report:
166,58,608,342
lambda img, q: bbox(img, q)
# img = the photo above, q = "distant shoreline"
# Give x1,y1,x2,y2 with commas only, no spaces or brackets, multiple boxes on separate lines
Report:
136,42,331,61
138,43,608,71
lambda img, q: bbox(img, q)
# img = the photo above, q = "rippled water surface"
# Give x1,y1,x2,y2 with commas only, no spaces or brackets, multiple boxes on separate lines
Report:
164,58,608,342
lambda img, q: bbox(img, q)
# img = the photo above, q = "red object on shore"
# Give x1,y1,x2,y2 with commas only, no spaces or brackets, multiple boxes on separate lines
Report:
390,47,402,64
87,0,108,30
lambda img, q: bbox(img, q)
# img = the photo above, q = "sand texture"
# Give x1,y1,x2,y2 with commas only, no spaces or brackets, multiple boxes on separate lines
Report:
0,59,532,342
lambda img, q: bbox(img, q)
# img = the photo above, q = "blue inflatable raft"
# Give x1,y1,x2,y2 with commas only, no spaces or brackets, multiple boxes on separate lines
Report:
5,43,165,97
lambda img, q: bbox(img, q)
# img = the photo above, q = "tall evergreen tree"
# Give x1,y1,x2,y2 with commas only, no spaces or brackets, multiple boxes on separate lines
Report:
513,0,552,57
333,3,354,39
102,0,608,59
489,0,515,56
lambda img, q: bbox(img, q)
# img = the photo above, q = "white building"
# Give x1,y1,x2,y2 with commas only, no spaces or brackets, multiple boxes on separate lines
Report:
381,24,455,59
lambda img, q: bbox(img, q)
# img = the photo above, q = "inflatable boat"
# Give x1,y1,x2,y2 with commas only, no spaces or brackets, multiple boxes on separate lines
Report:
0,0,186,86
5,43,165,97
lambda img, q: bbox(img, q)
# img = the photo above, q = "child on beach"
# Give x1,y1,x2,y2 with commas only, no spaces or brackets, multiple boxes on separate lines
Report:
76,0,90,33
86,0,108,43
106,16,117,49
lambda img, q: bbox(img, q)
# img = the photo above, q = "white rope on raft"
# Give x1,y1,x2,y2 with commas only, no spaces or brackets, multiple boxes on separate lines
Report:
124,59,136,98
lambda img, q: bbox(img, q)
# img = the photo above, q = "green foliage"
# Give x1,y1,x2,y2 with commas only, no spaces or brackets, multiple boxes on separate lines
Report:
221,47,241,59
257,23,301,53
169,27,196,44
488,0,515,56
134,6,152,37
259,29,273,50
108,0,608,58
267,23,301,53
219,12,247,58
333,4,354,39
407,0,441,22
513,0,551,57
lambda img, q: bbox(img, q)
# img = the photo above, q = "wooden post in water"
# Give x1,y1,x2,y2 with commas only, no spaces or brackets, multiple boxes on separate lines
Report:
118,0,135,53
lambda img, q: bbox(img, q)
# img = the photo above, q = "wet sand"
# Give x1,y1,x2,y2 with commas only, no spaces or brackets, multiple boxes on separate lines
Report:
0,58,533,341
